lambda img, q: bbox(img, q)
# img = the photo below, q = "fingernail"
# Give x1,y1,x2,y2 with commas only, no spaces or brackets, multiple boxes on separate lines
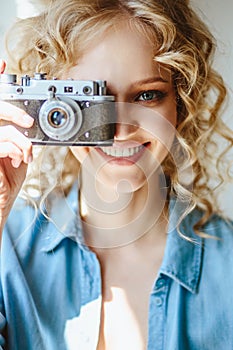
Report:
27,155,33,163
12,159,22,168
22,114,33,126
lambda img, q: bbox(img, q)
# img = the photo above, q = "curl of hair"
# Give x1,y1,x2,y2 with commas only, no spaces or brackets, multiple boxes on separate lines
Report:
5,0,233,236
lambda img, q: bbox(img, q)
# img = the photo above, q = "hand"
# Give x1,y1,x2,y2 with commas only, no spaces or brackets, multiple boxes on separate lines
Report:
0,60,34,232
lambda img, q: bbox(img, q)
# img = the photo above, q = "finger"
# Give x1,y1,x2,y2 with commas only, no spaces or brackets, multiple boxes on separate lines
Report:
11,158,23,168
0,142,22,158
0,142,23,168
0,60,6,74
0,126,33,164
0,101,34,128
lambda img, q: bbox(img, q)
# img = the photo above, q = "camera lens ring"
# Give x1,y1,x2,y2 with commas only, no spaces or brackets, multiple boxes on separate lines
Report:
39,97,83,141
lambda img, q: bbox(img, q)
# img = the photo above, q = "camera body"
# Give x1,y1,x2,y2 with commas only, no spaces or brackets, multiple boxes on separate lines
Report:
0,73,116,146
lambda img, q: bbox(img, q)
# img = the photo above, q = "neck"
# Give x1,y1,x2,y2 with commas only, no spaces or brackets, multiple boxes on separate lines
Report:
78,168,169,249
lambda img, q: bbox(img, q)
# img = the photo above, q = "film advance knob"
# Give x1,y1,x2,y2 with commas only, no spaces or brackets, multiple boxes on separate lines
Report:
0,73,17,84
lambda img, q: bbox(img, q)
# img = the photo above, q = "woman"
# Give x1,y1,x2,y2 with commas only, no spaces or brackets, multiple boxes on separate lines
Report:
0,0,233,349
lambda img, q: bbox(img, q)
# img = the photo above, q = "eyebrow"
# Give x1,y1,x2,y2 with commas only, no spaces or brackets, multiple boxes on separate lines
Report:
106,76,170,96
132,76,169,87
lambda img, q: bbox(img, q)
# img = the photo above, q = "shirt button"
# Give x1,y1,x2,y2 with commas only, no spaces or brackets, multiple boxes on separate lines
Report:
155,297,163,306
156,278,165,288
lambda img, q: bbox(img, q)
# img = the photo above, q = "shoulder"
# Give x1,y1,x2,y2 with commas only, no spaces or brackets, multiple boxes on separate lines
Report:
2,185,81,256
201,214,233,260
186,210,233,265
202,214,233,240
169,196,233,241
2,198,51,259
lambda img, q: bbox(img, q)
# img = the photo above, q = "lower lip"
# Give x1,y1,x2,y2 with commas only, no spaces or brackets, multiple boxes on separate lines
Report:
95,144,149,166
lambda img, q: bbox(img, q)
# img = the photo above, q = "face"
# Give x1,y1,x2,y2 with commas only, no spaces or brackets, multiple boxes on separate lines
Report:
68,21,177,192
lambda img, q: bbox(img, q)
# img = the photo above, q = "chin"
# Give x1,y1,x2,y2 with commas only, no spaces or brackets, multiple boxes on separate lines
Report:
95,164,149,194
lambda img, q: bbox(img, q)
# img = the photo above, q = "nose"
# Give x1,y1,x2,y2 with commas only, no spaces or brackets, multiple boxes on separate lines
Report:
114,102,140,140
114,122,139,140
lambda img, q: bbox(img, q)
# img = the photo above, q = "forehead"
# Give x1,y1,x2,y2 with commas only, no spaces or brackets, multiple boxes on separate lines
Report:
67,20,170,82
76,16,158,54
82,22,154,59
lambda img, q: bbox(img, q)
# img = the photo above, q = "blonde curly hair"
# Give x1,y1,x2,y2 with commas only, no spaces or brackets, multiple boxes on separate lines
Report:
5,0,233,233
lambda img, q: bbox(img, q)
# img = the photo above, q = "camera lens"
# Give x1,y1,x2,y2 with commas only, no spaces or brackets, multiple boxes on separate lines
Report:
39,97,83,141
48,109,67,128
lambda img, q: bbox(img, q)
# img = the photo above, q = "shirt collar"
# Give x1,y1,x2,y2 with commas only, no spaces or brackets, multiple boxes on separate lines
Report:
159,198,203,294
41,186,203,294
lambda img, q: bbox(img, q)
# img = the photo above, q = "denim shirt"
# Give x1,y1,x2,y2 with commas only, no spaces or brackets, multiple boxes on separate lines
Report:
1,185,233,350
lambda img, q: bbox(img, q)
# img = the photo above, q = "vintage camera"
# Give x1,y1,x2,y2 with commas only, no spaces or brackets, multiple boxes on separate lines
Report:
0,73,116,146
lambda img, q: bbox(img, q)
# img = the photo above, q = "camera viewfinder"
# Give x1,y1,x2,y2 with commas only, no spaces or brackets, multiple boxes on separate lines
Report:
64,86,73,93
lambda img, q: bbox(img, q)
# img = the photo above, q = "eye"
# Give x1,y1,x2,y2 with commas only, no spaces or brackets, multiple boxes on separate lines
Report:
136,90,167,103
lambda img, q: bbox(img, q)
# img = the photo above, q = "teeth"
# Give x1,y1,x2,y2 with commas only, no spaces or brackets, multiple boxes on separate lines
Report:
99,145,144,157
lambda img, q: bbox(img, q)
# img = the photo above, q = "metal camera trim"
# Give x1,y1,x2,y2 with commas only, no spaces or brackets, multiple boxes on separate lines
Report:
39,96,83,141
0,73,116,146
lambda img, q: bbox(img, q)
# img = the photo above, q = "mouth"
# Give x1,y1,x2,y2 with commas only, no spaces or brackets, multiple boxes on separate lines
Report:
96,142,150,165
99,144,145,157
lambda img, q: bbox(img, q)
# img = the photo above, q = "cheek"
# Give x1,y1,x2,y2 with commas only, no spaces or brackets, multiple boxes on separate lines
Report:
150,100,177,147
161,95,177,127
142,111,177,150
168,106,177,127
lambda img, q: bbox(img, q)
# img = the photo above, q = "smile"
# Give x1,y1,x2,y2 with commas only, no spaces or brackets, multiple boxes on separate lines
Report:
99,145,145,158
